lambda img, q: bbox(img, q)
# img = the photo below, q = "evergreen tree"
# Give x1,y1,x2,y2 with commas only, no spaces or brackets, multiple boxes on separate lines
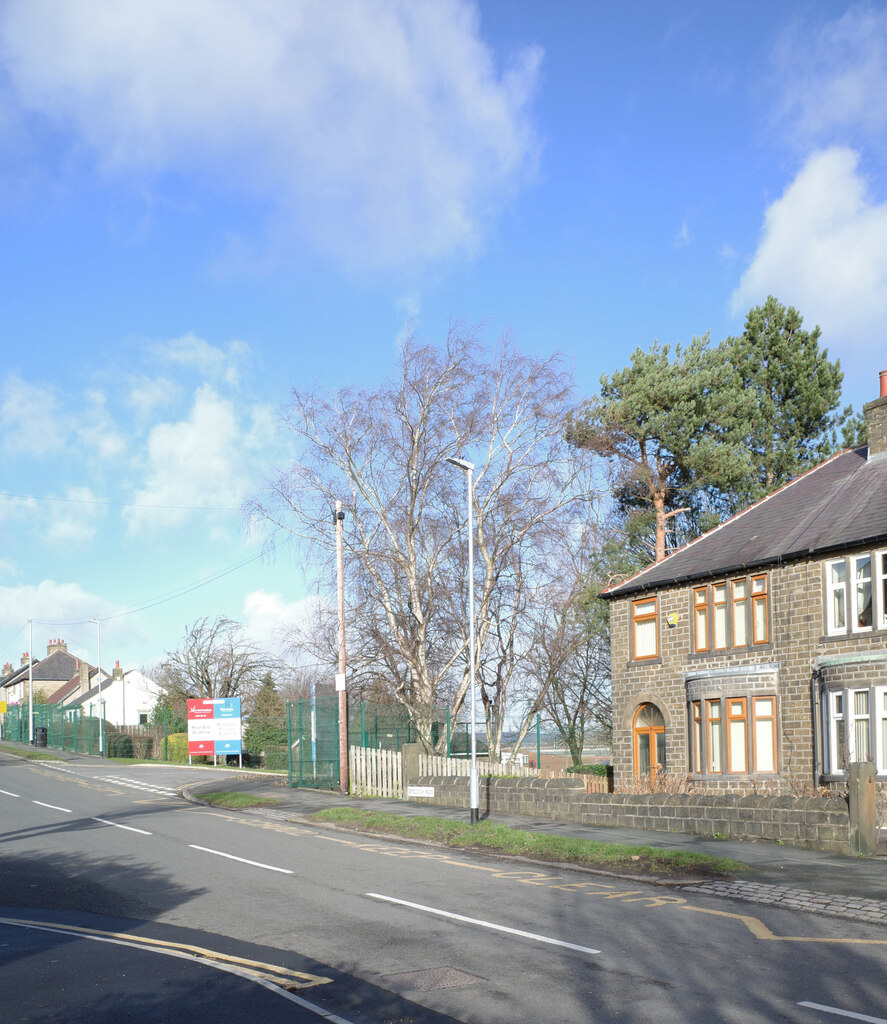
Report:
567,335,746,562
721,296,850,511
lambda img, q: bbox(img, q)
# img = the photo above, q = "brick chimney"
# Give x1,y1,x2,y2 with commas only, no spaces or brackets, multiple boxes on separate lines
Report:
863,370,887,457
2,662,11,676
78,658,90,692
21,651,30,667
113,661,123,681
47,638,68,655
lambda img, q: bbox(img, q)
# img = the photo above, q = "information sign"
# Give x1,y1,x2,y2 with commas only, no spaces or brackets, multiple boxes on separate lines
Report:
187,698,242,757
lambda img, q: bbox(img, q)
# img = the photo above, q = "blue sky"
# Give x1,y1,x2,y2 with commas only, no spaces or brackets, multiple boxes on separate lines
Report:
1,0,886,678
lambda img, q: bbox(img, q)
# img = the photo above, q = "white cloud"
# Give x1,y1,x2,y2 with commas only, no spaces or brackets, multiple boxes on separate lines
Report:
127,375,178,419
674,220,690,248
242,589,321,654
0,0,541,273
0,580,104,638
731,148,887,353
125,384,265,533
0,376,66,456
157,333,250,388
1,374,124,463
45,487,105,546
772,6,887,153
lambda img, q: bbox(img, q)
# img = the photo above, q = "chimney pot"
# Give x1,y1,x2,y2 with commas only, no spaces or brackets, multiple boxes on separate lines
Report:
880,369,887,398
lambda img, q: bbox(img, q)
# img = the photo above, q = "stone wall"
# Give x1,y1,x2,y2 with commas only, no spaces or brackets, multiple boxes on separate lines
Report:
410,775,852,855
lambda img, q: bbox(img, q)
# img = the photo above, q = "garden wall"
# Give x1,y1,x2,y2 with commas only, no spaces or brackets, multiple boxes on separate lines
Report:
408,775,853,855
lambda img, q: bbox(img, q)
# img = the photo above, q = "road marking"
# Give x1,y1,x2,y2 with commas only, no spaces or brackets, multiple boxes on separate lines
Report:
366,893,601,955
798,1003,887,1023
189,845,294,874
91,817,153,835
32,800,71,813
0,917,334,997
0,789,20,797
683,906,887,945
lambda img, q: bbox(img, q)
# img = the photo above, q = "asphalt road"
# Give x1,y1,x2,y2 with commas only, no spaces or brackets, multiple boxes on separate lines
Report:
1,754,885,1024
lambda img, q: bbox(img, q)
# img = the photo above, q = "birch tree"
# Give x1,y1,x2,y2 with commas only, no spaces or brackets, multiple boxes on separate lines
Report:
250,329,598,753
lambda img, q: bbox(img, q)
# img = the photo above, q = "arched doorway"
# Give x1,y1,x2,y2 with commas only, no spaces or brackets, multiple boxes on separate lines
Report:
633,702,666,774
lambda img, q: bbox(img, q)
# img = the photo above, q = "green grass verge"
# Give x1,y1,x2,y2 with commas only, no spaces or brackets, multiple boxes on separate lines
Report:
309,807,746,879
0,742,64,761
197,790,285,809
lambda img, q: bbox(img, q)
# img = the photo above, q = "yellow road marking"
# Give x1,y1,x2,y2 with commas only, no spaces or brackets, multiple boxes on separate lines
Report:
0,917,331,987
682,905,887,944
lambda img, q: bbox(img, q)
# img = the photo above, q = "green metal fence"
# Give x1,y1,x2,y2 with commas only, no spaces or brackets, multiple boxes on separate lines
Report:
1,696,464,793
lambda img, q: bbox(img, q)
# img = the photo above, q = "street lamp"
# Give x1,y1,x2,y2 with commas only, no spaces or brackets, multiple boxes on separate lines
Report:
446,455,479,825
90,618,103,757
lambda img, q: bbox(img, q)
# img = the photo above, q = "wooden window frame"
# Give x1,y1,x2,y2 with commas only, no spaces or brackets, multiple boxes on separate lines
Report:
690,700,702,773
751,696,777,773
706,699,722,774
693,587,709,653
712,583,728,650
726,697,749,774
631,597,659,661
751,574,769,646
731,578,749,648
633,703,666,775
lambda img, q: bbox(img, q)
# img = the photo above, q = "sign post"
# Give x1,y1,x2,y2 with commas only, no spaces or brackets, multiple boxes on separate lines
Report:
187,698,243,767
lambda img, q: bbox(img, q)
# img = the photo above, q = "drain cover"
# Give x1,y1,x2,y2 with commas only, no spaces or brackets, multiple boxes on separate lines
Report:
382,966,485,991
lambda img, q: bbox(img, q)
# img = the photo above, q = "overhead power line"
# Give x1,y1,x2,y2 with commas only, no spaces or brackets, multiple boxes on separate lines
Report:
0,491,243,512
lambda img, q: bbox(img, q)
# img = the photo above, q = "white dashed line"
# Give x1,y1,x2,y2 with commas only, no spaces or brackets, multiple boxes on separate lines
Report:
189,845,294,874
91,817,153,835
799,1002,887,1023
32,801,71,813
366,893,601,955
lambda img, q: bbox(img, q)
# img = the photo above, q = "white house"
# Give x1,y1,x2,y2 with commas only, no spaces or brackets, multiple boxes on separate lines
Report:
72,663,161,727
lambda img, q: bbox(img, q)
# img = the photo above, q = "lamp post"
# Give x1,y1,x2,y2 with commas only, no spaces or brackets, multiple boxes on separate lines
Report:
446,456,479,825
28,619,33,744
90,618,103,757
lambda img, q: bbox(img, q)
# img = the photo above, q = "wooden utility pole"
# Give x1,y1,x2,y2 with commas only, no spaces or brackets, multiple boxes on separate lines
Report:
336,501,349,795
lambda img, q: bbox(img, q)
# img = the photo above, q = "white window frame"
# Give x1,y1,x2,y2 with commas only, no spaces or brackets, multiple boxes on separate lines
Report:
876,549,887,631
851,554,873,633
877,687,887,775
824,686,887,777
825,558,848,636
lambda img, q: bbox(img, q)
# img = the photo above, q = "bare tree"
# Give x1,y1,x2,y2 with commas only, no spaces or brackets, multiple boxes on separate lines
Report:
156,617,274,711
506,536,611,764
250,329,599,753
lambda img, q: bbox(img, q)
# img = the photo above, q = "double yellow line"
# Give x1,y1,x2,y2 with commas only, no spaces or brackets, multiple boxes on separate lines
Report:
0,917,331,990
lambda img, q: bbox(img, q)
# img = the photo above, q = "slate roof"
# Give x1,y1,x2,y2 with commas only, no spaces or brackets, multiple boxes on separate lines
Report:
603,446,887,599
45,678,81,704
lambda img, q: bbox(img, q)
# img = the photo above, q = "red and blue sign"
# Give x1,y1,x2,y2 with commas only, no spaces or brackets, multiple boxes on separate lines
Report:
187,698,242,756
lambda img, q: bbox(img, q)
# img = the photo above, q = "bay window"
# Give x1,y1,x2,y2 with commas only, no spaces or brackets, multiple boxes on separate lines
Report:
689,693,778,776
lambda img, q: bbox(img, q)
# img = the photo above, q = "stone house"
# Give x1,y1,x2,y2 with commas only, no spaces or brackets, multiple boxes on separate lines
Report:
602,374,887,796
0,639,99,705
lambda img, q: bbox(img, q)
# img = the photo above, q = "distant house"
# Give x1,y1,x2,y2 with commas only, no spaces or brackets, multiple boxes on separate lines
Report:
603,373,887,795
67,663,160,727
1,639,102,706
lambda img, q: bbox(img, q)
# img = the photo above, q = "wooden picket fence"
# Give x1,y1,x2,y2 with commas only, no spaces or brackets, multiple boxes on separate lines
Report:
418,752,539,778
349,745,403,798
348,745,612,798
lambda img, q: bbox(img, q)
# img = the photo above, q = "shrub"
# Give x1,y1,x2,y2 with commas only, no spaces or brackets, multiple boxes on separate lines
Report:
166,732,190,763
566,763,611,776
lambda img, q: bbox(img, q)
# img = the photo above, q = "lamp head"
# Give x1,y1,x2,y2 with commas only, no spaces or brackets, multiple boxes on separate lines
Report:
445,456,474,472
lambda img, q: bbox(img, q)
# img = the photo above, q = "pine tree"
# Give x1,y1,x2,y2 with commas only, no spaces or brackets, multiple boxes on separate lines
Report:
721,296,849,510
567,335,746,562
